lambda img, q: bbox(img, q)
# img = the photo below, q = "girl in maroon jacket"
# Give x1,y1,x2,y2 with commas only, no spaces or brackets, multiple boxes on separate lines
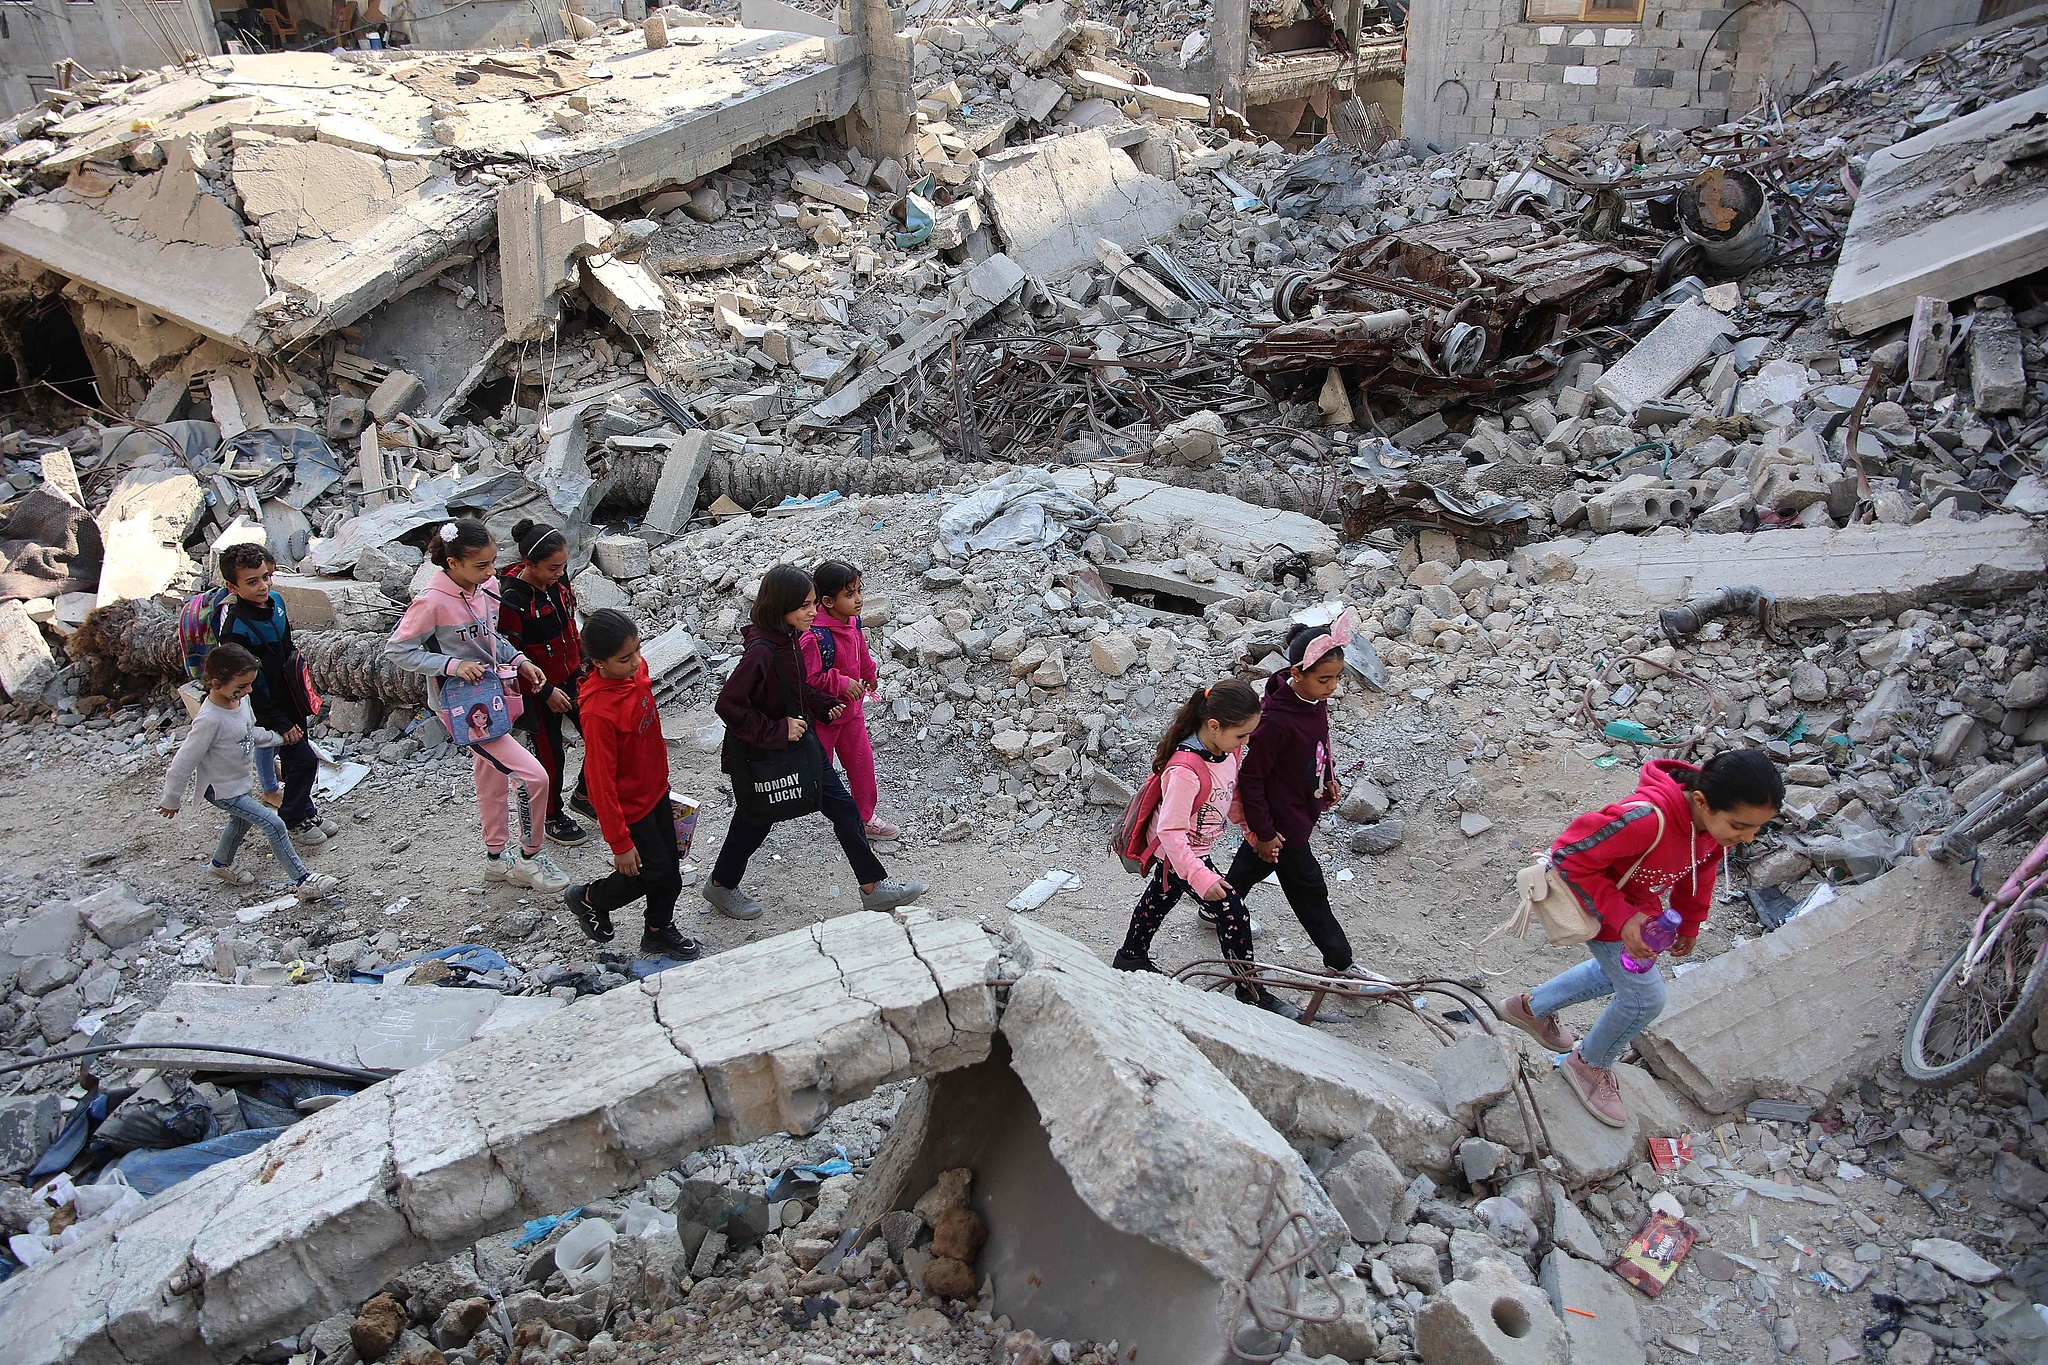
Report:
1502,751,1782,1128
498,520,590,846
1226,616,1355,975
703,564,927,922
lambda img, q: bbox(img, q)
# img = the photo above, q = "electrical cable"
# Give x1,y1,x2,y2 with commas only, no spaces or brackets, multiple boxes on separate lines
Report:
0,1042,387,1085
1694,0,1818,108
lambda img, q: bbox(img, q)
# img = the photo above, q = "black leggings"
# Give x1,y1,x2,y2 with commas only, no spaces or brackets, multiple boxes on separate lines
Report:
1119,858,1260,996
710,764,886,890
585,801,684,931
519,700,587,820
1224,839,1353,971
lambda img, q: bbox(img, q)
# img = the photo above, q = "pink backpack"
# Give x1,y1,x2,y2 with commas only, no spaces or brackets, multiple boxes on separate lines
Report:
1110,750,1213,874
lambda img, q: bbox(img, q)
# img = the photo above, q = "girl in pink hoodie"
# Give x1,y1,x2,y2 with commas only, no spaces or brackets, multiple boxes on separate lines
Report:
384,519,568,893
802,560,897,839
1112,679,1302,1020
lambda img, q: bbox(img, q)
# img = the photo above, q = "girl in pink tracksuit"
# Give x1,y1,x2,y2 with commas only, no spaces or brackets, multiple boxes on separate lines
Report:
802,560,898,840
1111,678,1300,1020
384,518,569,893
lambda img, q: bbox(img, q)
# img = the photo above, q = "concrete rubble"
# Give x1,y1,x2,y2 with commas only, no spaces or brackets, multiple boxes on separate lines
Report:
0,2,2044,1364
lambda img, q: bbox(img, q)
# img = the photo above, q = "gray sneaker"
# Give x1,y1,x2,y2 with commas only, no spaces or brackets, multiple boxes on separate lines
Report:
704,882,764,921
861,879,928,912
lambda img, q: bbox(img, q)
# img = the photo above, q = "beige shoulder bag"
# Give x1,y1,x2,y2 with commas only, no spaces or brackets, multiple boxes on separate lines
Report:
1473,801,1666,975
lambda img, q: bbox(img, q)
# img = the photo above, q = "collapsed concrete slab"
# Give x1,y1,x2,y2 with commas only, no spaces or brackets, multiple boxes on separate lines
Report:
1479,1061,1689,1184
499,181,614,343
1549,514,2048,623
1826,83,2048,335
980,128,1188,279
1009,920,1458,1173
0,910,999,1365
122,982,565,1075
1636,856,1966,1114
0,28,861,363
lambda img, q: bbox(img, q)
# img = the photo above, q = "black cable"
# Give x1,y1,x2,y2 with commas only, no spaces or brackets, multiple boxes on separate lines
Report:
1695,0,1819,108
0,1043,386,1085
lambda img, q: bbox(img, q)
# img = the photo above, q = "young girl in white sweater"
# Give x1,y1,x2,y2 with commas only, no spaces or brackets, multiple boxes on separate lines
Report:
158,644,339,898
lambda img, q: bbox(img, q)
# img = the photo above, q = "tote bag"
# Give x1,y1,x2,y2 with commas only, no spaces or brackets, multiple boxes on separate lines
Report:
729,644,825,824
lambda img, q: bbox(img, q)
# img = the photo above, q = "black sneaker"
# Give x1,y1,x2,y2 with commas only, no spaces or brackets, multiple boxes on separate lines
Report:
640,924,702,961
566,884,614,943
1111,949,1162,974
546,814,591,847
1251,989,1306,1022
568,790,597,821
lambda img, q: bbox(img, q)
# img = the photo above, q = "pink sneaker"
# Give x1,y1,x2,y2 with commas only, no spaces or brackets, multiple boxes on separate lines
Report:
1561,1050,1627,1129
863,818,901,840
1501,992,1576,1052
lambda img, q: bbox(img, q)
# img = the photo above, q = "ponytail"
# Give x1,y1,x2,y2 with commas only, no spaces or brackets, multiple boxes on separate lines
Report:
1151,678,1262,773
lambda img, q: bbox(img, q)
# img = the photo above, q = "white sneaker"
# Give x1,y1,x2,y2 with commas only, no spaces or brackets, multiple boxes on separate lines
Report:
296,873,341,900
208,862,254,887
505,849,570,893
290,824,329,849
484,851,512,882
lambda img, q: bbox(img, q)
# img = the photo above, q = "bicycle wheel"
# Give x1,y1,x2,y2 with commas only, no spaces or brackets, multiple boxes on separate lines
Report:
1901,904,2048,1085
1933,775,2048,862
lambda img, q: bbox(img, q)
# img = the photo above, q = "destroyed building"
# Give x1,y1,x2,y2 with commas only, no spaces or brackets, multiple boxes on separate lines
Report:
0,0,2046,1363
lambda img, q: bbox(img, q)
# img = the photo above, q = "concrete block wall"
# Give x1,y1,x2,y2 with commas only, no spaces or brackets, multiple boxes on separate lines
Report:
1404,0,1970,149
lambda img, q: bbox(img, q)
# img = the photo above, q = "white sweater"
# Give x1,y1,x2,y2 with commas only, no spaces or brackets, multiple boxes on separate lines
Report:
159,699,282,812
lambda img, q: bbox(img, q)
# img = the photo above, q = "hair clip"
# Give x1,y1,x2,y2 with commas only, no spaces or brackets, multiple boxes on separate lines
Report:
440,523,458,542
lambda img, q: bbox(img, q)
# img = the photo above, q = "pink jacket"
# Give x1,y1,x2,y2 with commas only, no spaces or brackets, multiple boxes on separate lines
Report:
1143,742,1245,898
384,570,526,711
800,611,879,728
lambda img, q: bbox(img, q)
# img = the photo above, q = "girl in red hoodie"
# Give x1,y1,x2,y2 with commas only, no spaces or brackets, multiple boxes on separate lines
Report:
1501,751,1782,1128
563,608,699,961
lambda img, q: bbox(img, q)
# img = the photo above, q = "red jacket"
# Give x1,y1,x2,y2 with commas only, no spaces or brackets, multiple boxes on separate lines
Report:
496,567,581,704
1552,759,1723,942
580,659,669,854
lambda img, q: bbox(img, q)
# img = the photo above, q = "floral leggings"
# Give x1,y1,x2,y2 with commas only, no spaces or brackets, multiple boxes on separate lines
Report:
1118,858,1259,994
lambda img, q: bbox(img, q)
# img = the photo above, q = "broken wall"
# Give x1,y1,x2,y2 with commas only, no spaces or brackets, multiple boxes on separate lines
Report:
0,0,219,120
1401,0,1978,148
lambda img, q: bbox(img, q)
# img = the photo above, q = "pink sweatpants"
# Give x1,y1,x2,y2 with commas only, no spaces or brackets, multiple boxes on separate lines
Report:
819,719,879,823
472,732,549,855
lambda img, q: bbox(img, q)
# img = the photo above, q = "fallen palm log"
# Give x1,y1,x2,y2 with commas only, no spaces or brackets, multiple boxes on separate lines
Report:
70,598,428,706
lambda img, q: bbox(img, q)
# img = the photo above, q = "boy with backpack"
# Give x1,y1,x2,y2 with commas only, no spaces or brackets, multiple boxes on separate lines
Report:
205,544,336,848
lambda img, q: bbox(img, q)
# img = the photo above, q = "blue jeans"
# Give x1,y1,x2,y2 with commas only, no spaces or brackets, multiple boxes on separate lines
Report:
255,746,278,794
207,791,310,883
1528,937,1667,1070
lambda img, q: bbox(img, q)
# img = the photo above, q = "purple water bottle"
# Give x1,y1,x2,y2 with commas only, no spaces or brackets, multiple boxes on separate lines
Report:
1621,907,1682,973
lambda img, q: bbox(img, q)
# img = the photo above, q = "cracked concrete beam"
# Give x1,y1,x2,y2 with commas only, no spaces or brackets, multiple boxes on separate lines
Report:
648,911,1000,1144
0,918,999,1364
189,1092,424,1350
1005,919,1460,1176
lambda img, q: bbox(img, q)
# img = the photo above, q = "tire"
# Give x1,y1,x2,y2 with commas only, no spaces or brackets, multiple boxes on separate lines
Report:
1932,774,2048,863
1901,904,2048,1086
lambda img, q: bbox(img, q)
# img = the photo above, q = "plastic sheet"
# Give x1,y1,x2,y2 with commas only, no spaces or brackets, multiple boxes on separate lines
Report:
937,468,1104,555
555,1217,617,1291
617,1199,679,1242
107,1128,288,1197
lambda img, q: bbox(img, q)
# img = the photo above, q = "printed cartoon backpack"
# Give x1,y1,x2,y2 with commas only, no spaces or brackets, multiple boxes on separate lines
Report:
1109,750,1214,874
809,622,838,671
177,587,234,681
